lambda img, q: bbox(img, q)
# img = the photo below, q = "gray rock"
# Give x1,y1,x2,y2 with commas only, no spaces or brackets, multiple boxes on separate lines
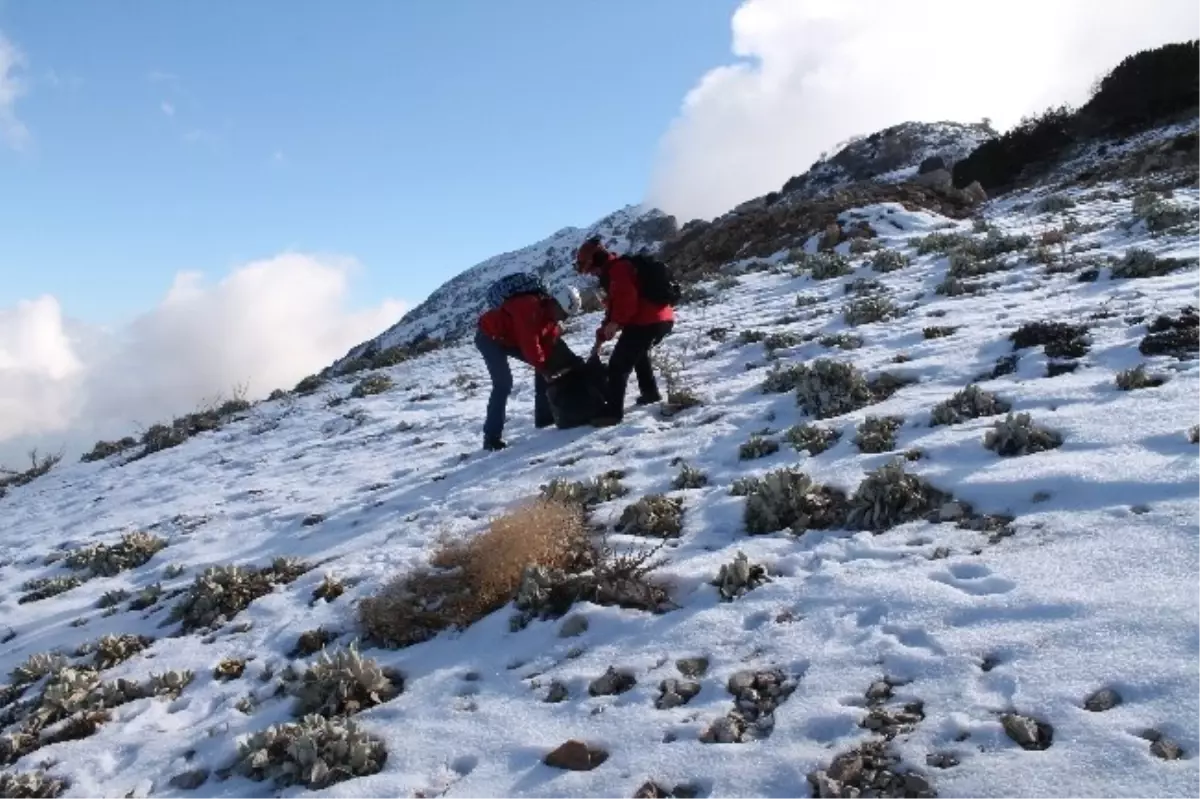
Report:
963,181,988,205
558,614,589,638
544,739,608,771
918,156,947,174
1151,738,1183,760
1083,687,1122,712
676,656,709,678
168,769,209,790
657,691,685,709
926,752,959,769
827,754,863,783
545,680,568,703
866,681,892,702
938,501,966,521
904,773,933,794
728,670,756,694
1002,712,1053,750
588,666,635,696
916,168,953,191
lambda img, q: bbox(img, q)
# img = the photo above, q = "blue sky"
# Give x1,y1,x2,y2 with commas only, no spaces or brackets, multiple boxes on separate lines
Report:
0,0,741,324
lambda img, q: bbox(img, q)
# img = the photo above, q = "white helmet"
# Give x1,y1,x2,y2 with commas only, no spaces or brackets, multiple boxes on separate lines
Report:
552,285,583,316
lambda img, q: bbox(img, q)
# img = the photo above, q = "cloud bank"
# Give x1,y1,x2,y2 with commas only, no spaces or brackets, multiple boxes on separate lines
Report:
648,0,1199,221
0,255,406,469
0,29,30,150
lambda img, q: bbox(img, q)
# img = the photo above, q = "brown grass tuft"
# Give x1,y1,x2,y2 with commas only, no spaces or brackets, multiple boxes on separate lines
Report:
359,499,592,648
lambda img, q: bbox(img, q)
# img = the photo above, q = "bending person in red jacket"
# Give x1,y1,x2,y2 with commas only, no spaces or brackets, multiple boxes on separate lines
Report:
475,284,582,451
575,236,675,426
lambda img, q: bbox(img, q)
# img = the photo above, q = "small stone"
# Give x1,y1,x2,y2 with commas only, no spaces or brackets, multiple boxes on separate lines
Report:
1139,728,1163,742
301,513,325,526
168,769,209,790
728,670,755,694
546,680,568,703
866,681,892,702
930,547,950,560
463,670,481,681
559,614,589,638
938,502,966,522
1130,504,1151,515
671,784,699,799
1032,490,1052,503
676,657,709,678
904,773,933,794
1151,738,1183,760
926,752,959,769
589,666,636,696
634,782,669,798
544,739,608,771
828,754,864,783
809,771,842,799
1002,713,1053,750
1083,687,1122,712
657,692,684,709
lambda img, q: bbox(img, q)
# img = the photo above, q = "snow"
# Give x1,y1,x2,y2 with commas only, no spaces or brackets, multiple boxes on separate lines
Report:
2,178,1198,798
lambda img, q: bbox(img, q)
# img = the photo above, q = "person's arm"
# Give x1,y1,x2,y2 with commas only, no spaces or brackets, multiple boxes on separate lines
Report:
509,298,549,371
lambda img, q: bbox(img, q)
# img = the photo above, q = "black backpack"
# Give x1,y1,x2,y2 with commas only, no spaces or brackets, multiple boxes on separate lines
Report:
624,252,681,306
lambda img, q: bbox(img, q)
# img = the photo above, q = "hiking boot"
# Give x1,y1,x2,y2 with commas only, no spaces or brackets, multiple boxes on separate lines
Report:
483,438,508,451
590,415,621,427
634,394,662,406
535,417,555,429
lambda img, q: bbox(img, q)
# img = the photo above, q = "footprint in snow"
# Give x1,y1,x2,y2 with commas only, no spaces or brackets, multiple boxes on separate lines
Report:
930,562,1017,597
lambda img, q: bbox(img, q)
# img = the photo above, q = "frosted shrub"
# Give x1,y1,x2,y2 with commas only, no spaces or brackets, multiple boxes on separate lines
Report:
915,231,972,255
92,634,153,670
1009,321,1090,358
763,331,801,352
870,249,909,272
784,423,841,455
845,277,885,296
713,551,770,601
1115,364,1165,390
820,333,863,350
0,771,68,798
947,251,1006,279
1131,191,1192,232
923,325,958,339
762,363,806,394
146,670,194,698
214,658,247,681
540,471,628,507
795,359,875,419
843,295,900,326
741,468,848,535
984,413,1063,456
10,653,67,686
350,374,393,398
64,532,167,578
235,714,387,790
617,494,684,539
854,416,904,453
737,330,766,346
739,435,780,461
930,385,1011,426
847,460,947,532
671,463,709,490
292,644,401,718
170,559,312,632
1111,248,1186,279
1034,194,1076,213
18,576,83,604
795,293,823,308
935,275,983,297
795,251,852,280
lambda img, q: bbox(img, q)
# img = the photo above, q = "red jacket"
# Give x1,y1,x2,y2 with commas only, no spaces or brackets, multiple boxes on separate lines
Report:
597,255,675,342
478,293,562,372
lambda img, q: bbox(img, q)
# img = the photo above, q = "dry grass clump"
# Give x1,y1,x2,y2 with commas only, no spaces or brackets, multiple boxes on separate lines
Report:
359,499,592,648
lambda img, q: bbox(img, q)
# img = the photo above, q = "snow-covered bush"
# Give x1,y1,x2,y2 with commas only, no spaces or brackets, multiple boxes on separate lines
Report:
843,295,900,326
291,644,401,718
234,714,387,789
930,385,1011,426
146,670,194,698
795,359,876,419
349,374,393,398
1140,307,1198,359
293,628,335,657
763,331,801,352
1116,364,1166,390
214,658,247,681
170,559,312,632
713,551,770,601
18,575,83,605
1131,191,1192,232
312,574,345,604
847,460,947,532
64,532,167,578
128,582,163,611
92,634,153,670
540,472,628,507
984,413,1063,456
845,277,885,295
739,434,780,461
1035,194,1077,213
915,231,972,255
795,293,823,308
870,249,909,272
854,416,904,453
795,251,853,280
1111,248,1187,279
1009,321,1090,358
923,325,958,339
737,330,766,346
820,332,863,350
616,494,685,539
10,653,67,686
762,363,805,394
741,468,848,535
671,463,708,490
948,251,1007,279
784,423,841,455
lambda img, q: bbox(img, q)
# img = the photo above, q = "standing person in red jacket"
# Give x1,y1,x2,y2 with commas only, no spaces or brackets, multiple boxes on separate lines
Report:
475,283,582,451
574,236,675,426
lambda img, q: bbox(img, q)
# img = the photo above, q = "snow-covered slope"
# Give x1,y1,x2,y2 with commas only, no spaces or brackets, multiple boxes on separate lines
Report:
334,205,677,366
2,163,1197,797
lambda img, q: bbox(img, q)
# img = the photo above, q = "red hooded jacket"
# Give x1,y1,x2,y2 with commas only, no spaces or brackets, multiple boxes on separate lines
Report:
597,254,675,342
478,293,563,372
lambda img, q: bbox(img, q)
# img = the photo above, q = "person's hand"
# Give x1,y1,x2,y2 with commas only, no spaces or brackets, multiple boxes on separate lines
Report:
601,321,620,340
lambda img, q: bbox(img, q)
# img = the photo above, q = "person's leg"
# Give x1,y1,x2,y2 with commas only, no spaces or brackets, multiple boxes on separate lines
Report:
533,371,553,428
597,326,654,422
475,329,513,448
633,320,675,402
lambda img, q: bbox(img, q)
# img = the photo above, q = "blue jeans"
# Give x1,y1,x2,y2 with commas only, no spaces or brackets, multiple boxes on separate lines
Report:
475,328,551,443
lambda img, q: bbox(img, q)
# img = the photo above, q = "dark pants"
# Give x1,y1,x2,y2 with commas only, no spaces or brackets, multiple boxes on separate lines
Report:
605,320,674,419
475,329,552,444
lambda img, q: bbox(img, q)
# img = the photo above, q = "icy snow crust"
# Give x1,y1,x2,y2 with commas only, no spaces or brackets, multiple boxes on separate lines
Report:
1,185,1198,798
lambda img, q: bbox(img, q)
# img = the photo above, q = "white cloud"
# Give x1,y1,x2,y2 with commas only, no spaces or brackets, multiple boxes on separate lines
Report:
0,254,407,469
648,0,1200,221
0,30,31,150
161,101,175,117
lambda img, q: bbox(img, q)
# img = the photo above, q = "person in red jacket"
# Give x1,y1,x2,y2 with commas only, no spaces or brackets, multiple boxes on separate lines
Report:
475,284,582,451
575,236,675,425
